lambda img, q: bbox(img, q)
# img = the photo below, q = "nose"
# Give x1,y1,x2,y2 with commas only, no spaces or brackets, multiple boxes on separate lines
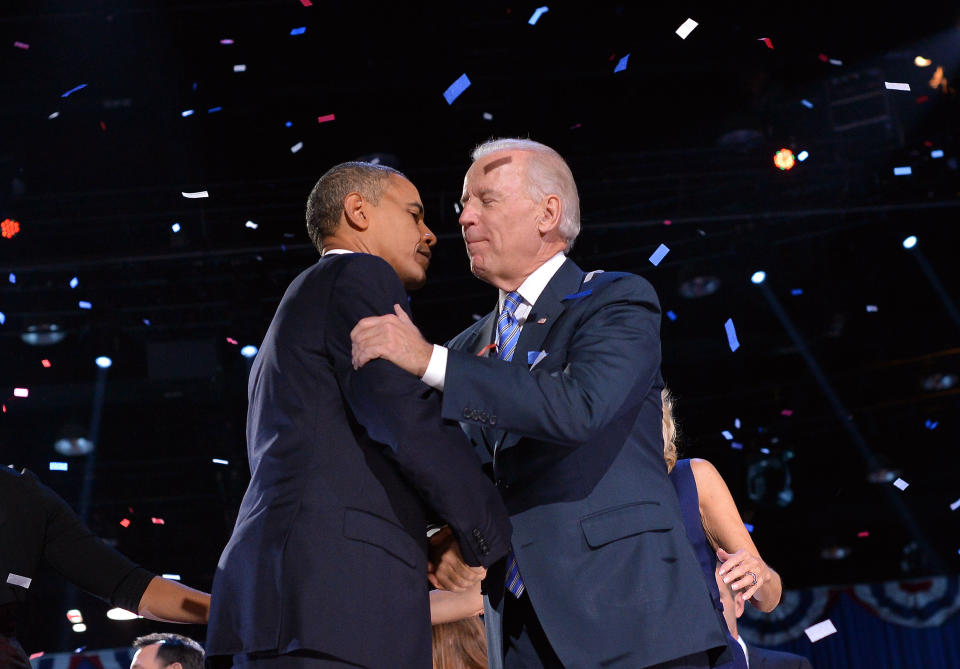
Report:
422,222,437,248
458,204,476,230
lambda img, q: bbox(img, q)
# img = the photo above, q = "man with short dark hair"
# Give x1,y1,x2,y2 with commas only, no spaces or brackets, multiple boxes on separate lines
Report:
131,633,205,669
206,162,511,668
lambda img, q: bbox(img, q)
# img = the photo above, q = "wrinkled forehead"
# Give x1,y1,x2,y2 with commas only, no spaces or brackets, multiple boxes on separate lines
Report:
463,150,528,192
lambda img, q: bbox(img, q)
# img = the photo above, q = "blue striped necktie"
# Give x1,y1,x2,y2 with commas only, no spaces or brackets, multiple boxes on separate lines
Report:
497,291,526,597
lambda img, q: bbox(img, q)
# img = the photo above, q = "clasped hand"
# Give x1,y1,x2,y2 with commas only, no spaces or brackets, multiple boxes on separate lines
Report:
717,546,769,603
351,304,433,377
428,526,486,592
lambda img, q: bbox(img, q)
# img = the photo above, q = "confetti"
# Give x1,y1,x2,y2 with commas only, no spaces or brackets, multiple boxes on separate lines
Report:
290,26,306,36
885,82,910,91
483,112,493,120
443,73,471,105
791,288,803,296
648,243,670,266
781,409,793,416
528,6,549,25
893,166,912,176
8,273,15,283
13,41,29,50
614,53,630,73
182,191,209,198
829,59,843,66
233,64,247,72
41,359,51,368
666,310,677,321
48,111,59,119
734,418,741,429
151,517,165,525
78,301,92,309
818,53,829,62
950,498,960,511
69,277,79,288
916,96,930,104
290,141,304,153
925,419,938,430
300,0,312,5
931,149,944,159
226,337,238,345
49,462,68,471
13,388,28,398
120,518,131,528
893,478,909,491
724,318,740,352
758,37,774,49
181,109,194,117
171,223,181,233
212,458,229,465
866,305,878,312
804,619,838,643
29,653,44,660
721,430,733,440
7,573,31,588
162,573,181,580
744,523,754,533
284,121,292,127
731,442,744,450
801,99,814,109
676,18,698,39
453,203,461,214
61,84,87,98
207,106,222,113
245,220,258,229
219,38,234,45
527,350,549,368
857,531,870,538
663,219,672,226
317,113,335,123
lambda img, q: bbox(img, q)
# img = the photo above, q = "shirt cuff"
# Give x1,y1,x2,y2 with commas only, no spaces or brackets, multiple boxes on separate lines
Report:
421,345,448,391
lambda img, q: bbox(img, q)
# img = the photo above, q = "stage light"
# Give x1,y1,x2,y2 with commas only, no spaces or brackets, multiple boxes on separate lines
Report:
240,345,258,358
914,56,932,67
773,148,795,171
72,623,86,633
1,218,20,239
751,271,767,284
106,608,140,621
21,323,66,346
95,356,112,369
54,424,95,456
171,222,181,233
902,235,917,249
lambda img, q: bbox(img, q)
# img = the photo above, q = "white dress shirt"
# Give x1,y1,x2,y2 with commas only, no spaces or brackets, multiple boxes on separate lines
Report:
736,634,749,667
421,252,567,391
321,248,354,256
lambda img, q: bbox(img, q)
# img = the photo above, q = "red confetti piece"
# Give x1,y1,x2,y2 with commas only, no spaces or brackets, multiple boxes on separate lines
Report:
569,123,582,130
857,531,869,538
818,53,829,62
781,409,793,416
151,517,165,525
99,121,107,131
759,37,774,49
14,41,29,50
226,337,238,345
916,96,929,104
1,218,20,239
923,140,934,147
317,113,336,124
120,518,131,528
663,219,672,226
609,53,616,62
1,405,6,413
29,652,44,660
300,0,312,5
41,359,51,368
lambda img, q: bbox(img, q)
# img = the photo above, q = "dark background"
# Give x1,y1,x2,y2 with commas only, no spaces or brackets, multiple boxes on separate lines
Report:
1,0,958,655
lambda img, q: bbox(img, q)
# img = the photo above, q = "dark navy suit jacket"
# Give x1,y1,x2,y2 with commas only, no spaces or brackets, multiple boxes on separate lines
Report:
442,258,728,668
207,253,511,667
747,644,814,669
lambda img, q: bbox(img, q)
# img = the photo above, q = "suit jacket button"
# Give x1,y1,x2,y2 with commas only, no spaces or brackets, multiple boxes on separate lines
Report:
472,528,482,538
479,411,488,423
489,415,497,425
463,408,472,419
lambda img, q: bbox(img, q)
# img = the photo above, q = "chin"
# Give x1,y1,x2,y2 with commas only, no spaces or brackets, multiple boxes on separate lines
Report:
403,271,428,291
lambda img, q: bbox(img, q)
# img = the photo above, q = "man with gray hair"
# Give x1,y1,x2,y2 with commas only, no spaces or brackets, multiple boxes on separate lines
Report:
352,139,730,668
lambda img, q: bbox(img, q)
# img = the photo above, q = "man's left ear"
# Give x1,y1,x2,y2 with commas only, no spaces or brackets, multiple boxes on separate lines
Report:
537,194,562,235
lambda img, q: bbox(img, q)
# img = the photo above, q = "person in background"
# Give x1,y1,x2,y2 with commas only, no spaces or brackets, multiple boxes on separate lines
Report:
715,567,813,669
431,616,488,669
663,387,783,669
130,633,205,669
0,466,210,667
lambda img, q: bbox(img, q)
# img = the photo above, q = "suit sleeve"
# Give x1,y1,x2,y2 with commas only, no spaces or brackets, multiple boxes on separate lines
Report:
442,275,661,445
327,254,511,568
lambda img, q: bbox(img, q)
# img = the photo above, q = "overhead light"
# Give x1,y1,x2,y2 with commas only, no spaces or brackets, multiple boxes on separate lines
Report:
867,467,900,484
95,356,112,369
21,323,66,346
773,148,796,171
106,608,140,621
922,372,958,392
72,623,87,633
914,56,932,67
902,235,917,249
54,424,95,456
679,275,721,299
240,345,258,358
820,546,851,560
751,271,767,285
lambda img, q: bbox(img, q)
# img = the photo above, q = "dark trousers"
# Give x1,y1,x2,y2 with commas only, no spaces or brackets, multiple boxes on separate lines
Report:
209,650,367,669
502,591,563,668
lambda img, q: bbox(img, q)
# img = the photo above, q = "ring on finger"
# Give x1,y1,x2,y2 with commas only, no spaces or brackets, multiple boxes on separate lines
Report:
746,571,758,586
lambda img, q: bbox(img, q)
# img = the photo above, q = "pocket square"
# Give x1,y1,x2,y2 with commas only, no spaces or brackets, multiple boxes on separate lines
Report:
527,350,549,368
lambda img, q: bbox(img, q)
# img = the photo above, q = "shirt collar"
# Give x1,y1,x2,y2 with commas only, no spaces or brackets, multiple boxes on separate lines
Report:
498,252,567,312
736,635,749,667
321,248,354,256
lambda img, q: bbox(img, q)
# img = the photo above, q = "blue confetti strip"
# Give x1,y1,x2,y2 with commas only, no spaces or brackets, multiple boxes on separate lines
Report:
78,300,92,310
69,277,79,289
893,166,912,176
61,83,88,98
925,419,938,430
0,312,5,325
290,26,306,36
731,442,744,450
143,318,151,326
284,121,292,127
49,462,68,471
744,523,754,533
724,318,740,352
931,149,944,159
648,243,670,266
760,447,771,454
8,273,15,284
528,6,549,25
791,288,803,296
443,73,471,105
721,430,734,440
562,289,593,301
614,53,630,73
801,99,814,108
734,418,741,429
666,310,677,321
207,106,222,113
181,109,194,117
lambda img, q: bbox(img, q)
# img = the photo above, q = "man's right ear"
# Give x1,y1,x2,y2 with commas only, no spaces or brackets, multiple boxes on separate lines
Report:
343,192,369,230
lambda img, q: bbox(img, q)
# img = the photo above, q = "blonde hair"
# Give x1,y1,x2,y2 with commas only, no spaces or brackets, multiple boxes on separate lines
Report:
662,387,679,473
431,617,488,669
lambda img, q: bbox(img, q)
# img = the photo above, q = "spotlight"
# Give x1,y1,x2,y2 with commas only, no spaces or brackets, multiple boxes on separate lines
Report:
240,345,258,358
914,56,932,67
21,323,66,346
751,271,767,285
902,235,917,249
54,424,95,456
95,356,112,369
171,222,181,233
106,608,140,621
773,148,795,171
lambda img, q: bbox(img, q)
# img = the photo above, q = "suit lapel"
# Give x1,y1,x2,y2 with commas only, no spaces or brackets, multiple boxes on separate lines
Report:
492,259,585,453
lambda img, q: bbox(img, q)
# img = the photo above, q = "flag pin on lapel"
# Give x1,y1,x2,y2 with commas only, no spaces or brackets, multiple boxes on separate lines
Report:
536,317,547,324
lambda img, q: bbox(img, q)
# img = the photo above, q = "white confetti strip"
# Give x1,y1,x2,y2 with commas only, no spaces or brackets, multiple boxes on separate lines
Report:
7,573,31,588
676,18,698,39
290,141,304,153
885,82,910,91
893,478,909,491
804,619,837,642
182,191,209,199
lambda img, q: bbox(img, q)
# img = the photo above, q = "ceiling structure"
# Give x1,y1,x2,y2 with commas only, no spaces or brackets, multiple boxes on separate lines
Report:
1,0,958,653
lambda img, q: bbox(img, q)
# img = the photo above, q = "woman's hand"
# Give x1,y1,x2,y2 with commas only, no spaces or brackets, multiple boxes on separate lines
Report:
717,547,770,603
